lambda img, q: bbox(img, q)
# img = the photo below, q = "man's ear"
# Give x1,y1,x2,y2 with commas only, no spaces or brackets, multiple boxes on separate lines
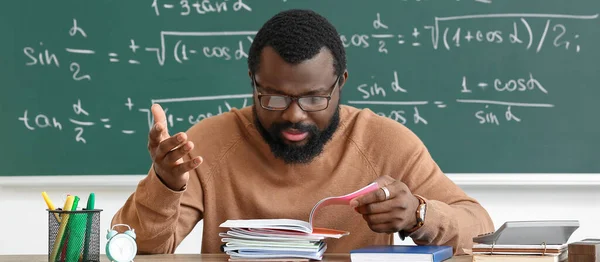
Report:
339,70,349,91
248,70,255,89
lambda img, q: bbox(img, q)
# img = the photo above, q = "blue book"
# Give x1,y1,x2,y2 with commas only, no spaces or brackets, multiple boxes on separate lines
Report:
350,245,453,262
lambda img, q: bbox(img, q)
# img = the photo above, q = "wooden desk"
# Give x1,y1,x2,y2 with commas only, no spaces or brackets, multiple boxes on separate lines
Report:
0,254,472,262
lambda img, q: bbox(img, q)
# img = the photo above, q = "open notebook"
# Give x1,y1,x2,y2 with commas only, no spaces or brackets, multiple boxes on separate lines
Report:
219,181,380,236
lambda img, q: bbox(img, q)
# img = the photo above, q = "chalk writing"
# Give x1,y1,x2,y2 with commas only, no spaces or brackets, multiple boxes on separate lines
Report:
152,0,252,16
20,12,598,80
24,43,60,67
425,13,598,52
69,19,87,38
19,99,141,144
15,8,588,143
461,74,547,94
458,74,553,125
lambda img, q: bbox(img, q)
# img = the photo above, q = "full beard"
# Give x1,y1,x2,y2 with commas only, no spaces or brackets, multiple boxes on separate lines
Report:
252,106,340,164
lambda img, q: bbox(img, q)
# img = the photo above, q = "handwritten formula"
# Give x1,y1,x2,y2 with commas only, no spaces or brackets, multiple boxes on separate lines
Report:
12,0,600,144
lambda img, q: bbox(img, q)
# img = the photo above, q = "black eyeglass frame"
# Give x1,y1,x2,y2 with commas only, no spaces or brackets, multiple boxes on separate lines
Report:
252,74,341,112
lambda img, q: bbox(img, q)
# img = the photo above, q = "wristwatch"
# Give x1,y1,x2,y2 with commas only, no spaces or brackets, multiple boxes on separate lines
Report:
400,194,427,239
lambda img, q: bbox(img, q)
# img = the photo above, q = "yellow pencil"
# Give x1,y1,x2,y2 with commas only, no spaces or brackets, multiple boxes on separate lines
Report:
50,196,74,261
42,192,61,222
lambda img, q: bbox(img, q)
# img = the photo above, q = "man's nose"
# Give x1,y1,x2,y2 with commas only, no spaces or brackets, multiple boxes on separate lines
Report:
281,100,307,124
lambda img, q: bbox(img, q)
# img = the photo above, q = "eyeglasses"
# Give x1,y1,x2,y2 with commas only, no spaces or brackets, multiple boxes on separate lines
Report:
252,74,340,112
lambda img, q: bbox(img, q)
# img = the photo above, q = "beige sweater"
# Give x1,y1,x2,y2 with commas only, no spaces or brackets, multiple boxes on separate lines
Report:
112,105,494,255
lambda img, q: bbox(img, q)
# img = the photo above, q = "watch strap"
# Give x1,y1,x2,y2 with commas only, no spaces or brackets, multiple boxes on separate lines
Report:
401,194,427,237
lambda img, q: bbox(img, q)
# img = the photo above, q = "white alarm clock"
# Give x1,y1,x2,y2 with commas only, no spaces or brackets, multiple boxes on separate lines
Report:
106,224,137,262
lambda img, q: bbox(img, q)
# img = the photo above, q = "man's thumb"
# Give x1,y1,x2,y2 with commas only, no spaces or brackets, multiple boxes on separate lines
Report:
151,103,169,135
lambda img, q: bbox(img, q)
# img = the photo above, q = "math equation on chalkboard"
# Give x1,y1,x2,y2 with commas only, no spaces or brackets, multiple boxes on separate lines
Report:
9,0,600,145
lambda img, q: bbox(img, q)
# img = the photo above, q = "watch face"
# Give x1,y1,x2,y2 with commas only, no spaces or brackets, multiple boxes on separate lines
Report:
108,234,137,262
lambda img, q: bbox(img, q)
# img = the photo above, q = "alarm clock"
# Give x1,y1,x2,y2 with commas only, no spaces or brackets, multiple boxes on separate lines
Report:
106,224,137,262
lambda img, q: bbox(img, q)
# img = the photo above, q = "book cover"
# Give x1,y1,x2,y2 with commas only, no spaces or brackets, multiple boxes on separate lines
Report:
350,245,453,262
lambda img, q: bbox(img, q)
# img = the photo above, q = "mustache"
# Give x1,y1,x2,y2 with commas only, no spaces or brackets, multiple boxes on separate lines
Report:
269,121,318,134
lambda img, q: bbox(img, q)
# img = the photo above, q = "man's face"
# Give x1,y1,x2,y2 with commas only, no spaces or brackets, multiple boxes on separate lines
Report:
251,46,346,164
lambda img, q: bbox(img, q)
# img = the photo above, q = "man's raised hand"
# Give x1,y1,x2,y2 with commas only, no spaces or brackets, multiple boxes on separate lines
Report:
147,104,202,191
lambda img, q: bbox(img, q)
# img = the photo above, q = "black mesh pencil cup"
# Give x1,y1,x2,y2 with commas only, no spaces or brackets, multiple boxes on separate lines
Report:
47,209,102,262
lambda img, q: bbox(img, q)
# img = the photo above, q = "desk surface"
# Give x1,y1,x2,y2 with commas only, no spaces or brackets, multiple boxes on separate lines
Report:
0,254,472,262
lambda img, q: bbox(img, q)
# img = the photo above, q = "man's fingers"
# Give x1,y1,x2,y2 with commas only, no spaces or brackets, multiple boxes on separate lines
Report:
355,202,389,215
164,141,194,164
148,122,169,149
151,103,167,125
366,221,401,234
351,187,392,207
350,176,396,208
155,132,187,160
171,156,203,175
151,103,169,136
373,175,395,187
362,212,394,225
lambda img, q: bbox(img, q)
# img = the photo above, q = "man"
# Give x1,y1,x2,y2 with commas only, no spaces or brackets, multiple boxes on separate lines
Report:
112,9,494,255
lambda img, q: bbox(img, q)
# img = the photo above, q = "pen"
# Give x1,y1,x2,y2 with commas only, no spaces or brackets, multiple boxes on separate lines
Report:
41,192,60,223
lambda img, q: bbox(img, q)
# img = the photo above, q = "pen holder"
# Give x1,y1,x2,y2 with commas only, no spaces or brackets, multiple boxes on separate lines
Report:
48,209,103,262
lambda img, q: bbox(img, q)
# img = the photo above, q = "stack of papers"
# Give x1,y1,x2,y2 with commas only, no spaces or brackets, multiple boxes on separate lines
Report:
218,182,380,261
219,219,348,260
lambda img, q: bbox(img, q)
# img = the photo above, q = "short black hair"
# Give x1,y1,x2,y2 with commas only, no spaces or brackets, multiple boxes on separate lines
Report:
248,9,346,77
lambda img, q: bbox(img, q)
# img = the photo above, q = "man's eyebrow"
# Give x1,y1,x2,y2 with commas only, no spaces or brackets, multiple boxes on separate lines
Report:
254,83,286,95
255,81,331,96
301,88,330,96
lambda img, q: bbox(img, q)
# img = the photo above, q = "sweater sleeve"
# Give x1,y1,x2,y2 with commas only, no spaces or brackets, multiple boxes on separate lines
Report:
111,155,204,254
400,145,495,255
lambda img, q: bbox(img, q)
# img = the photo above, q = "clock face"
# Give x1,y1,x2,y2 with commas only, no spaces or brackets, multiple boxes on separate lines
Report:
108,234,137,262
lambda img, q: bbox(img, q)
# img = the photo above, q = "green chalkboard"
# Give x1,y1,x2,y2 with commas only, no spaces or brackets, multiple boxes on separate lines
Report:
1,0,599,176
